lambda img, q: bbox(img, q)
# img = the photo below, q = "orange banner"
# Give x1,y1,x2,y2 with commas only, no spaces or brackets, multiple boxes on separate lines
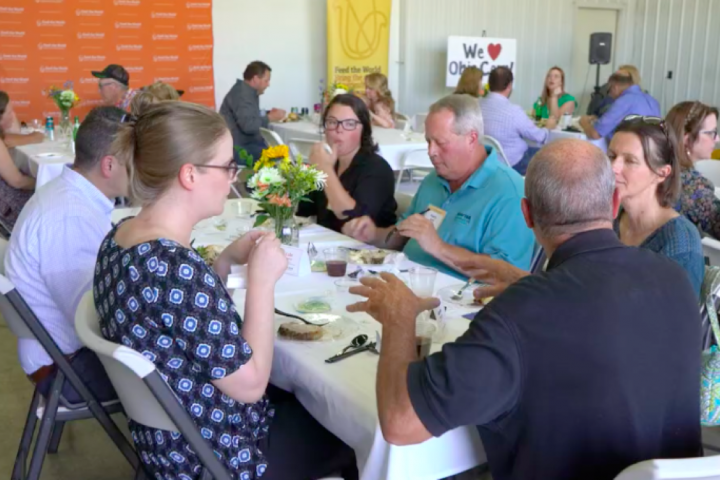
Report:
0,0,215,123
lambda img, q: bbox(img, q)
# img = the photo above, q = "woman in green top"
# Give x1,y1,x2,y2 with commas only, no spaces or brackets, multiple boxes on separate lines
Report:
533,66,577,120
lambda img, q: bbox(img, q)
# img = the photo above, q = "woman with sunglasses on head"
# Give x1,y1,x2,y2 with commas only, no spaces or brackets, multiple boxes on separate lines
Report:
298,94,397,233
665,101,720,239
609,116,704,296
96,102,358,480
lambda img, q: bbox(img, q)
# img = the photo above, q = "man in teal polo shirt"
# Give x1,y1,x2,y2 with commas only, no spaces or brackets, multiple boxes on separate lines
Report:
343,94,535,279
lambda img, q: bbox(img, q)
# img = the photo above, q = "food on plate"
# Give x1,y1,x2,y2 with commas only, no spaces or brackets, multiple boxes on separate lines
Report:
278,322,324,341
348,249,390,265
296,299,331,314
195,245,223,266
474,296,494,306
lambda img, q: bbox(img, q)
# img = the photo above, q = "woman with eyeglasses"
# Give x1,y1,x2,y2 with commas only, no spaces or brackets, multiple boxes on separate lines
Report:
609,116,704,296
96,102,358,480
298,94,397,233
665,101,720,239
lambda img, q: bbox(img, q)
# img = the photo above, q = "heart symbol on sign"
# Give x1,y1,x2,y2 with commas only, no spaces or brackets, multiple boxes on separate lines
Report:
488,43,502,61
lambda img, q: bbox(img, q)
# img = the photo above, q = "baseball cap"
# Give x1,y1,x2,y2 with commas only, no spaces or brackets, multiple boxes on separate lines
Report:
92,64,130,86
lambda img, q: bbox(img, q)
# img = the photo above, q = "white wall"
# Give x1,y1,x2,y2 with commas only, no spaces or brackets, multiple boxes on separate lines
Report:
213,0,401,112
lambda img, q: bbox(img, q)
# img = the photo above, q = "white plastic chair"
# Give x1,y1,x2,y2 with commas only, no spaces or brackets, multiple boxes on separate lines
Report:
394,112,410,130
703,237,720,267
74,291,233,480
260,127,285,148
613,456,720,479
288,137,316,162
413,113,428,133
395,148,433,190
482,135,511,167
395,191,414,217
696,160,720,187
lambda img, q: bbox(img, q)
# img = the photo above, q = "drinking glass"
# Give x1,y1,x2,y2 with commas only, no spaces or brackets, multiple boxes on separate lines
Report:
323,248,348,277
408,266,437,297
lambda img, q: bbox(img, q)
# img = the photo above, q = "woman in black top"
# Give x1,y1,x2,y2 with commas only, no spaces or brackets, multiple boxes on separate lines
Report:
298,94,397,232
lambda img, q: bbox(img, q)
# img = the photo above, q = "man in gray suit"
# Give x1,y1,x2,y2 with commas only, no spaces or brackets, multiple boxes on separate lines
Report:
220,61,286,163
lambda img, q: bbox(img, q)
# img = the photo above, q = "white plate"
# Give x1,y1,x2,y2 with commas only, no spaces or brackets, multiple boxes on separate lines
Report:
437,284,482,308
35,152,64,159
275,315,358,342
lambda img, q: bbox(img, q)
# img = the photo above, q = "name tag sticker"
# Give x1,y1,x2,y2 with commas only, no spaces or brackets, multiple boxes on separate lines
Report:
455,212,472,225
424,205,446,230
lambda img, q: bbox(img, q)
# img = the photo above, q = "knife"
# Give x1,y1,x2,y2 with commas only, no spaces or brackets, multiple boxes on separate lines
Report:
325,342,377,364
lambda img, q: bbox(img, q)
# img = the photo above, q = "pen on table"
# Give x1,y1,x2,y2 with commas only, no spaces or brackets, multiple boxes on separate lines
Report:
384,208,430,245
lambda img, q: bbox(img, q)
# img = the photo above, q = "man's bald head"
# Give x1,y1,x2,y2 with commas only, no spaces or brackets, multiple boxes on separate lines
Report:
524,139,615,238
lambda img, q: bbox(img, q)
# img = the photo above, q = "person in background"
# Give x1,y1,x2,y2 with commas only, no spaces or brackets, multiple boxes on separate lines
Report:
220,60,286,163
364,72,396,128
347,138,702,480
343,94,534,278
5,106,128,403
0,91,45,148
481,66,557,175
99,101,357,480
298,94,396,233
666,101,720,239
454,67,484,98
580,72,660,141
587,64,643,117
533,66,577,119
130,81,181,116
0,92,39,230
92,64,137,111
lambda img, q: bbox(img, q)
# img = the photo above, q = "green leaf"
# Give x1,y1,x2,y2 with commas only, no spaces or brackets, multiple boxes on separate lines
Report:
253,214,269,228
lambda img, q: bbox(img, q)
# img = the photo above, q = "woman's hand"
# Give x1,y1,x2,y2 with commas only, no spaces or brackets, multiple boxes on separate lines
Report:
551,87,563,98
308,142,338,172
221,230,267,266
247,233,288,286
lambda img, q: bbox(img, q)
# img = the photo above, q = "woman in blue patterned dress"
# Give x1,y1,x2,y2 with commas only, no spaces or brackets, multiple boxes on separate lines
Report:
665,101,720,239
94,102,357,480
609,117,704,297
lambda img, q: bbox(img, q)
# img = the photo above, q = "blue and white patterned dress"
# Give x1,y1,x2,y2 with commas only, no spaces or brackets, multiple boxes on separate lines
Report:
93,224,273,479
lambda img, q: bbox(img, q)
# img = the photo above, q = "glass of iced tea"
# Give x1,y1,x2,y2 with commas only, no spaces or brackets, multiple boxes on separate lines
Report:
323,248,348,277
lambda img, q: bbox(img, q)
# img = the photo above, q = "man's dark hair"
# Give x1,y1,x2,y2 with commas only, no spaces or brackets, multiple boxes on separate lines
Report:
488,66,514,92
74,106,126,171
243,61,272,81
608,72,633,88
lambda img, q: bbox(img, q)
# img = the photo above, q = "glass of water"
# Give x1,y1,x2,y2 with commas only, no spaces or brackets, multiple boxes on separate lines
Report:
408,266,437,298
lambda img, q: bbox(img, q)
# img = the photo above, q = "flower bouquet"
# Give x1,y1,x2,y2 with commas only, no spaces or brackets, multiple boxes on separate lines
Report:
46,81,80,137
246,145,327,245
320,79,352,110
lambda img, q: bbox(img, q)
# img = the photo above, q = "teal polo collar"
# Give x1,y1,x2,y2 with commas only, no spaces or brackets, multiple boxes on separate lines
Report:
437,146,499,193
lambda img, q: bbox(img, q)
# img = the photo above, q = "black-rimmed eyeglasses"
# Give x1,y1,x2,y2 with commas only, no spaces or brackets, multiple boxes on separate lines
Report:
192,163,240,181
324,118,361,131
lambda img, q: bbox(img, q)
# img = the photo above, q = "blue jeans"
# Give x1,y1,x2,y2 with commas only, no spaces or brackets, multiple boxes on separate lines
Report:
513,147,540,176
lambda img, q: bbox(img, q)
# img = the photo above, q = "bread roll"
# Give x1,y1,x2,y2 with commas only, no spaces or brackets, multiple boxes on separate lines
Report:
277,322,323,341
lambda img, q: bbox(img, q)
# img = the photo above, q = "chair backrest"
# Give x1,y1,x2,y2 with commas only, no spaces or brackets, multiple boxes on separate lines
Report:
703,238,720,267
696,160,720,187
0,272,38,340
395,192,414,217
483,135,511,167
74,291,233,480
288,137,315,161
614,456,720,479
413,113,428,133
529,244,547,274
395,148,433,189
259,127,284,148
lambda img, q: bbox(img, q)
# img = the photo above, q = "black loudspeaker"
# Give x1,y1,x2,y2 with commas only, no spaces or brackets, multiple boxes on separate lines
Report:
589,32,613,65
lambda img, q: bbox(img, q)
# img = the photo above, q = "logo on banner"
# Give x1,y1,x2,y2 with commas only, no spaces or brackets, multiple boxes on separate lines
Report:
153,34,179,41
12,100,30,107
152,12,177,19
117,45,143,51
0,7,24,13
40,66,69,73
79,55,107,62
445,37,517,87
189,45,213,51
80,77,99,84
154,77,179,83
114,0,141,5
0,78,30,84
333,0,388,60
125,66,144,73
38,43,67,50
115,22,142,29
36,0,63,3
77,33,105,39
153,55,179,62
186,2,211,7
187,24,212,30
189,86,213,93
1,31,26,38
37,20,66,27
1,54,28,61
189,65,212,72
76,10,104,16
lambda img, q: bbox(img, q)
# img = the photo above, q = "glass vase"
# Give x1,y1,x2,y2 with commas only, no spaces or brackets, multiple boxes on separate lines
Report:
273,206,299,246
58,109,72,138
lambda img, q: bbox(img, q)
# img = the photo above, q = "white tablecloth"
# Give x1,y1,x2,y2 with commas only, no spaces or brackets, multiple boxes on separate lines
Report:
527,128,608,152
112,200,488,480
11,138,74,189
271,121,428,171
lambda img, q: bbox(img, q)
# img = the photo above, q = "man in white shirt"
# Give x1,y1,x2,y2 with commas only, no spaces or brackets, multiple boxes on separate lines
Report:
6,106,129,403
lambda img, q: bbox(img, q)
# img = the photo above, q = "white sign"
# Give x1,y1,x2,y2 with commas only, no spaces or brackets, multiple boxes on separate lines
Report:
446,36,517,88
281,245,311,277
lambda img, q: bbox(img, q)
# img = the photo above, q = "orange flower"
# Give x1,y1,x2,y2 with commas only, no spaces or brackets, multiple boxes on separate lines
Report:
268,194,292,207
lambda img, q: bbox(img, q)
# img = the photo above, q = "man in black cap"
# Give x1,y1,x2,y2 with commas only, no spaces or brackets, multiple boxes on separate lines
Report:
92,64,137,111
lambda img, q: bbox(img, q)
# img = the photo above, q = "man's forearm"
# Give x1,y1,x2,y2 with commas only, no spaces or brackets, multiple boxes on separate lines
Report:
427,241,482,275
580,119,602,140
376,226,409,250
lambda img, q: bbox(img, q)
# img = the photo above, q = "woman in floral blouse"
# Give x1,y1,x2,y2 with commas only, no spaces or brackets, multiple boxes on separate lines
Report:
666,101,720,239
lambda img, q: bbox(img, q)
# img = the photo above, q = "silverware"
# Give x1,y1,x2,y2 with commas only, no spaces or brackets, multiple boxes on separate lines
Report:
451,279,475,301
347,268,364,279
274,308,329,326
337,334,368,355
307,242,317,258
325,342,377,363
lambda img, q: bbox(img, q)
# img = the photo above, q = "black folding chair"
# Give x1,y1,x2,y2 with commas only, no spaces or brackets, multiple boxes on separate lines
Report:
0,272,139,480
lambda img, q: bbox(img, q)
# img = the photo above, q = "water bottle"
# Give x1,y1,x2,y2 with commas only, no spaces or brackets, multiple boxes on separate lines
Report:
45,117,55,142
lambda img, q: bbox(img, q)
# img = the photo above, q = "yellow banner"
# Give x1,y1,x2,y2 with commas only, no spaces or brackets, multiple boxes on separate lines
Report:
327,0,392,91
